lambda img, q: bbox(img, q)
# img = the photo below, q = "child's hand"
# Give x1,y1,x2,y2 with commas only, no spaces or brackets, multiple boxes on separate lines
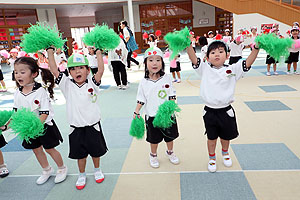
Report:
0,125,7,131
133,112,140,119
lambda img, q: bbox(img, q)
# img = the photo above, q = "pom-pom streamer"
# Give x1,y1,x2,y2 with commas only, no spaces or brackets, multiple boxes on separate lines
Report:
255,33,294,61
143,32,149,39
153,101,181,129
129,117,145,139
9,108,44,143
155,30,161,37
164,27,191,59
0,110,13,135
0,50,9,59
83,24,120,50
20,22,67,53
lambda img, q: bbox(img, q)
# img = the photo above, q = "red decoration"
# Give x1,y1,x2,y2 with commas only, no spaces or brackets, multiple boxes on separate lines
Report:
196,36,200,40
226,70,232,74
263,29,270,34
153,51,157,55
34,53,38,58
142,32,149,39
88,88,93,93
155,30,161,36
119,34,124,39
132,52,137,58
165,84,169,88
34,100,39,104
215,34,222,40
286,30,291,35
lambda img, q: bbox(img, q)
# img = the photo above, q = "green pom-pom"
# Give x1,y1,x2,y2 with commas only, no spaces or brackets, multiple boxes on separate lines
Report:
129,117,145,139
9,108,44,142
83,24,120,50
0,110,13,135
20,22,67,53
153,101,181,129
255,34,294,61
164,27,191,59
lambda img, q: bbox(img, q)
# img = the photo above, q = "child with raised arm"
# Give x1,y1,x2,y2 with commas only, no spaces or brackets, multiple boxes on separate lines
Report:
187,40,259,172
47,47,108,190
134,47,180,168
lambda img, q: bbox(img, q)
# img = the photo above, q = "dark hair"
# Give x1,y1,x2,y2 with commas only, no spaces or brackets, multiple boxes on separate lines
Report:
149,34,155,42
199,36,208,46
206,41,228,58
14,57,55,99
68,65,89,72
143,57,165,78
120,21,128,27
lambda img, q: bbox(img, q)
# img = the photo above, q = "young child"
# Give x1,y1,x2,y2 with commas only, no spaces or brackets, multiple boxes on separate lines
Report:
7,48,18,81
266,29,279,76
108,39,128,89
223,29,232,45
47,48,108,190
170,54,181,83
145,34,158,48
286,26,300,75
134,47,180,168
207,31,214,44
190,31,197,53
187,40,260,172
0,135,9,178
37,51,49,69
86,46,98,75
1,56,67,184
54,48,68,76
199,36,208,61
229,35,246,65
0,55,7,92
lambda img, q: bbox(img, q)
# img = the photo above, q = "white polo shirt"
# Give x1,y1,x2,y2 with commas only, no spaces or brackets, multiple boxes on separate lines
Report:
55,72,101,127
229,42,245,57
193,58,249,108
86,54,98,68
54,52,67,66
8,58,16,69
136,74,176,117
13,82,54,125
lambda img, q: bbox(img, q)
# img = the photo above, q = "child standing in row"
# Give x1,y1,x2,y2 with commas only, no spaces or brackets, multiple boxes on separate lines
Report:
286,26,300,75
187,40,260,172
1,56,67,184
134,47,180,168
170,54,181,83
266,29,279,76
7,48,18,81
229,35,246,65
47,48,108,190
0,55,7,92
86,46,98,75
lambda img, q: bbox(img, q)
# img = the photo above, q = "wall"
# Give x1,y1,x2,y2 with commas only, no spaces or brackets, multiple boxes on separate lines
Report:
36,9,58,29
0,0,126,3
122,4,141,33
192,0,215,28
95,8,123,28
57,17,72,37
233,13,291,37
69,16,96,28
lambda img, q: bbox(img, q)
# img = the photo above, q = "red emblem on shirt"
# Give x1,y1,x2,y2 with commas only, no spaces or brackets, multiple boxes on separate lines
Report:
34,100,39,104
88,88,93,93
165,84,169,88
226,70,232,74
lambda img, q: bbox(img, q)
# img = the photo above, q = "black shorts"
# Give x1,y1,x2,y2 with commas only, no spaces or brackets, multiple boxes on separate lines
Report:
203,105,239,140
229,56,242,65
0,134,7,148
22,120,63,150
266,55,278,64
68,122,108,159
146,116,179,144
285,52,299,64
170,61,181,73
0,70,3,80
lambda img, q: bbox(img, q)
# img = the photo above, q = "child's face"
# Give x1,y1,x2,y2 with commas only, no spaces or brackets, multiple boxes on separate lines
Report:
14,63,37,86
146,55,162,74
69,66,90,85
208,33,214,38
292,30,299,37
11,52,18,58
251,29,257,34
207,47,228,68
225,32,230,36
88,48,94,54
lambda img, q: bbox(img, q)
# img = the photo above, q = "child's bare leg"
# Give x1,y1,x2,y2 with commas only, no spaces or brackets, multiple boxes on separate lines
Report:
33,146,50,168
207,139,217,159
176,71,181,80
171,72,176,80
0,150,4,165
166,141,173,151
150,143,158,155
273,63,277,72
220,139,230,154
77,157,87,173
287,63,291,71
45,148,64,167
0,80,6,88
293,62,298,72
92,157,100,168
267,64,271,72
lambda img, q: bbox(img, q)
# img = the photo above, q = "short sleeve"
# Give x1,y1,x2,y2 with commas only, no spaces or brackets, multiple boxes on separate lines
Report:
192,57,204,77
136,80,146,105
168,77,176,100
39,88,50,115
231,60,250,80
55,72,69,96
123,27,130,39
13,90,19,111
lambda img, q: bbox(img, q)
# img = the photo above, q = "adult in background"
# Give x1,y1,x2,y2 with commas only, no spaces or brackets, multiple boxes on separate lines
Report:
120,20,139,68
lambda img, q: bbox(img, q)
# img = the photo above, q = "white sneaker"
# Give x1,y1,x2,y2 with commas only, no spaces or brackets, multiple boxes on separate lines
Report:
222,154,232,167
287,71,292,75
165,150,180,165
121,85,128,90
176,79,181,83
149,154,159,168
274,71,279,75
76,175,86,190
94,170,104,183
294,71,299,75
173,79,177,83
36,167,54,185
117,85,122,90
266,72,271,76
54,166,68,184
208,160,216,173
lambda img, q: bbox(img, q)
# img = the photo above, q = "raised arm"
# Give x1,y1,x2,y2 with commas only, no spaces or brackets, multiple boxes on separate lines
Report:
46,48,60,78
94,49,104,83
245,44,259,68
187,44,198,65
